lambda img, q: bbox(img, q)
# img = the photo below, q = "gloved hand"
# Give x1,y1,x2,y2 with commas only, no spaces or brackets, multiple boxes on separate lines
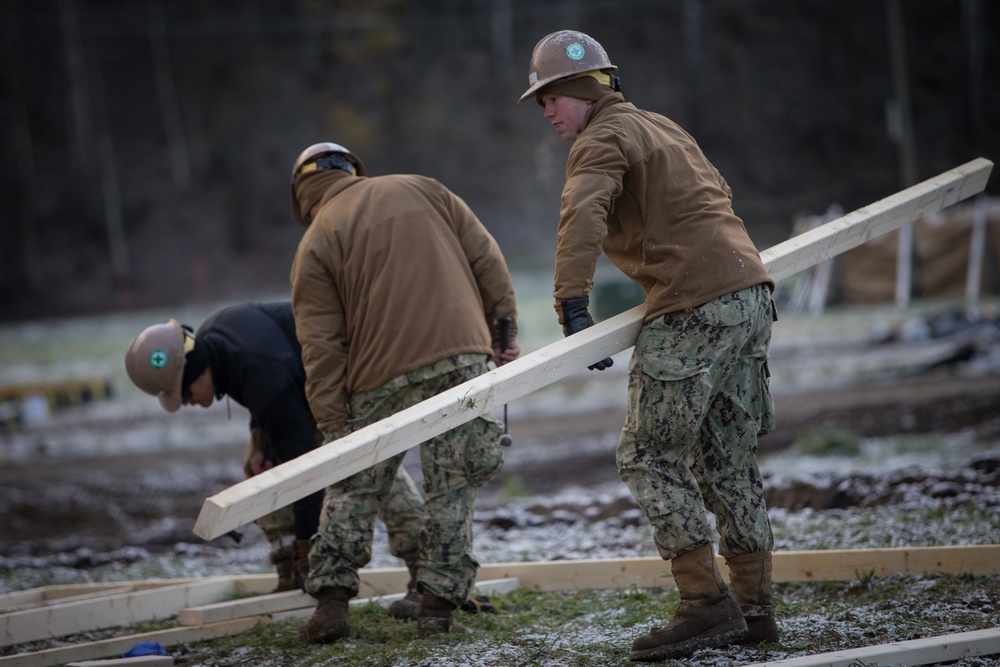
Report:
558,296,614,371
243,427,273,477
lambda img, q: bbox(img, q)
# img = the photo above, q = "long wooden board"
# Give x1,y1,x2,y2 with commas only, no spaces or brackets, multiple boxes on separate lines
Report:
476,544,1000,591
0,617,267,667
194,157,993,541
180,577,522,626
0,578,236,647
740,627,1000,667
0,580,201,614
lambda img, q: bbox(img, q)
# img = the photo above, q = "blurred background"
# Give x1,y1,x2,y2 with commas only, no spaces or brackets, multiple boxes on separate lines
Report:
2,0,998,323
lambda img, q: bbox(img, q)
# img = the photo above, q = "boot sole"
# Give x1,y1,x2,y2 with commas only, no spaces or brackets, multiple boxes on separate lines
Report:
629,622,746,662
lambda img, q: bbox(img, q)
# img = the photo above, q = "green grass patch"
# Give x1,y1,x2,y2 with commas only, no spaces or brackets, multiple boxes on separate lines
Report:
791,427,861,457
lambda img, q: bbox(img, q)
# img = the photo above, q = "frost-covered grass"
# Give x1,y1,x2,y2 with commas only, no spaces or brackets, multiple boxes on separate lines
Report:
7,575,997,666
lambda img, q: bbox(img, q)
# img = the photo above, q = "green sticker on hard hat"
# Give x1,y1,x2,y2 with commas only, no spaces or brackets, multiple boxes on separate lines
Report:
149,349,168,369
566,43,585,60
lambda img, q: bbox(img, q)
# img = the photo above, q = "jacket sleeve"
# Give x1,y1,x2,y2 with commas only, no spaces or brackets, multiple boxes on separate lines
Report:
553,127,629,302
290,232,350,434
252,390,319,462
442,185,519,348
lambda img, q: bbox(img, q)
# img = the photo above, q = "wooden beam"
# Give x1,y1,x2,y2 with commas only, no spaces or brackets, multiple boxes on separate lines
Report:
180,577,521,626
0,580,200,614
740,627,1000,667
183,546,1000,608
0,617,266,667
2,587,133,614
179,589,312,626
190,157,992,541
1,577,237,648
65,657,174,667
473,545,1000,591
765,544,1000,582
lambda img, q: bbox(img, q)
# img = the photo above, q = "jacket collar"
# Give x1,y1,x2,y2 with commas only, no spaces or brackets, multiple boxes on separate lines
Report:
581,92,625,134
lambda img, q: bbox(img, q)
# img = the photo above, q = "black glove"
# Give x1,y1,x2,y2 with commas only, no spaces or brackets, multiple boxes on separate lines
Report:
559,296,614,372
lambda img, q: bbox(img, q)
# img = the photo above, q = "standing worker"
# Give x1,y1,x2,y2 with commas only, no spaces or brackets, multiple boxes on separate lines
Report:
124,302,425,610
518,31,779,661
288,142,519,642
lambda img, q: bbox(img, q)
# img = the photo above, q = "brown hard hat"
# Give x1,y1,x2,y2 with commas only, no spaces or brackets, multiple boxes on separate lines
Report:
289,142,367,226
124,319,188,413
518,30,617,104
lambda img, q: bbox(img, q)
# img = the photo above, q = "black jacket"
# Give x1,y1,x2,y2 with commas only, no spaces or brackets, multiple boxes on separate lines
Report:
197,302,317,462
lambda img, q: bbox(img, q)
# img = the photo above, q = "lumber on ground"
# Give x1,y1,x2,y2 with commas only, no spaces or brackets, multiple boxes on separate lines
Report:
0,577,237,648
740,627,1000,667
65,657,174,667
0,617,266,667
193,157,993,541
180,577,520,626
475,544,1000,591
0,580,201,614
2,579,520,667
2,547,994,664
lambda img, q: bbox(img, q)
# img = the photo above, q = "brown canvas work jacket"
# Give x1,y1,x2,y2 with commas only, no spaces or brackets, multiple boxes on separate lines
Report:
556,92,774,323
290,171,517,434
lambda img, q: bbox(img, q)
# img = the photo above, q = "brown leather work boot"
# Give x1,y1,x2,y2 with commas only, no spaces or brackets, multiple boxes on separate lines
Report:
270,551,297,593
417,593,468,638
726,550,780,645
298,587,351,643
292,539,311,591
387,551,422,620
630,543,747,661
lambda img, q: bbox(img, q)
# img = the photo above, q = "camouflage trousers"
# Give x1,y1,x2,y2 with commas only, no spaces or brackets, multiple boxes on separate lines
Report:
617,283,776,562
306,355,504,606
255,505,296,565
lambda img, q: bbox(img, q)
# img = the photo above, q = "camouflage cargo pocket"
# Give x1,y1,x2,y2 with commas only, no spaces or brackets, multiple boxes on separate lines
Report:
754,359,775,437
465,414,505,487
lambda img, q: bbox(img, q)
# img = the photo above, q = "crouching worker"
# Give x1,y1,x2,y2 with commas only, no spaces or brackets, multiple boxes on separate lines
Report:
125,301,425,611
288,142,520,642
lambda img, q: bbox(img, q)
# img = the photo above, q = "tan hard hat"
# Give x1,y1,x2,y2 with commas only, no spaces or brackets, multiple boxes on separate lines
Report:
518,30,617,104
124,319,188,413
289,142,367,226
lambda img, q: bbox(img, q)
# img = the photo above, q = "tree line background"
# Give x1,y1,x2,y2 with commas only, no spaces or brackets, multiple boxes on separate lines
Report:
1,0,997,323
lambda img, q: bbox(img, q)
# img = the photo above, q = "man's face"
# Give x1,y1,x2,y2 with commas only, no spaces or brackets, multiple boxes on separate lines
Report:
539,94,592,141
182,368,214,409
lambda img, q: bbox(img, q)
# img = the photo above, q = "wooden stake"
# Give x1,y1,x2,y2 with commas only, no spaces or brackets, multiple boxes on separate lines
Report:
193,157,993,541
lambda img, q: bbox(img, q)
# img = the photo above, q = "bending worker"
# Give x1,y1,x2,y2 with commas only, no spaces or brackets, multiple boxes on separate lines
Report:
289,142,519,642
124,301,425,613
518,31,779,661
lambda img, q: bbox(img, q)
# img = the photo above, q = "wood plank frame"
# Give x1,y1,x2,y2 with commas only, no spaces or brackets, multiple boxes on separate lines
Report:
0,617,266,667
183,577,522,626
0,580,200,614
2,547,995,666
1,578,237,648
193,157,993,542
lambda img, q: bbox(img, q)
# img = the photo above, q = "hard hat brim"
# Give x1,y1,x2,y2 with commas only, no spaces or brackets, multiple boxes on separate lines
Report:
158,318,185,413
